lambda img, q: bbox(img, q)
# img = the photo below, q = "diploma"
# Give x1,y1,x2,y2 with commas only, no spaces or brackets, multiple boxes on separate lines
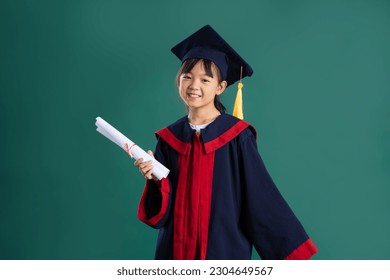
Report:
95,117,170,180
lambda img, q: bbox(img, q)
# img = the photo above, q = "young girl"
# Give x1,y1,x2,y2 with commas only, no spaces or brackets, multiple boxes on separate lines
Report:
134,25,318,260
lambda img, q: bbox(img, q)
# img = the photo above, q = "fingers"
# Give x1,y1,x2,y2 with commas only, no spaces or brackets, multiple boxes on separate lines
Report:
141,161,153,178
134,158,144,167
143,165,154,180
133,150,156,180
134,158,154,180
134,150,154,167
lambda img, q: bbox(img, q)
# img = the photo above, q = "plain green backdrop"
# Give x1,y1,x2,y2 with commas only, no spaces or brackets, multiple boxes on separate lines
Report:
1,0,389,260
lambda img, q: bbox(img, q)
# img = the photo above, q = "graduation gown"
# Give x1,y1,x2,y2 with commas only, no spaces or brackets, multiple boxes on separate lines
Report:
137,113,318,260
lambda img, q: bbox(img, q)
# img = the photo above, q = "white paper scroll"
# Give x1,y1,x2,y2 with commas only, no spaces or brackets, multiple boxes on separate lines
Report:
95,116,170,180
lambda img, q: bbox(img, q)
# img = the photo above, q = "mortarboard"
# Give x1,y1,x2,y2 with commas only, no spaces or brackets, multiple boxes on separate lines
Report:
171,25,253,119
171,25,253,87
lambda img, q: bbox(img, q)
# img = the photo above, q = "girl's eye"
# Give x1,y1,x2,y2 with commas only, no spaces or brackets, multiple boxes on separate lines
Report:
202,79,210,83
182,75,191,80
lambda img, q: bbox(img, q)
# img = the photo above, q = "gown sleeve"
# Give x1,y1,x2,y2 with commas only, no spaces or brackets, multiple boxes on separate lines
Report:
239,129,318,259
137,137,173,229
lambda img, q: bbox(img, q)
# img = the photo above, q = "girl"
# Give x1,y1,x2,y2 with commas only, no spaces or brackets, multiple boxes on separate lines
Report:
134,25,318,260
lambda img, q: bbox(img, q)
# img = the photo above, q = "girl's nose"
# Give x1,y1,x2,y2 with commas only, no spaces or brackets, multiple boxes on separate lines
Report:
189,85,198,91
189,79,200,90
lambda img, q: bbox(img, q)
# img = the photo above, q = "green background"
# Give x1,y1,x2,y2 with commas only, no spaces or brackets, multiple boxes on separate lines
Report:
1,0,389,260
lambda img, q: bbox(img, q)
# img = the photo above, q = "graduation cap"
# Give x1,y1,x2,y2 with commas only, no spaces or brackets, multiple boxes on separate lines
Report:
171,25,254,120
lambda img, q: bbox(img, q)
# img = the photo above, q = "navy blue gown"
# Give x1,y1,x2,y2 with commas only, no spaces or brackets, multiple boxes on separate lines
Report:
138,113,318,260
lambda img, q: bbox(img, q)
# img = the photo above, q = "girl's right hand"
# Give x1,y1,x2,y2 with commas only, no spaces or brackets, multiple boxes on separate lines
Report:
134,150,156,180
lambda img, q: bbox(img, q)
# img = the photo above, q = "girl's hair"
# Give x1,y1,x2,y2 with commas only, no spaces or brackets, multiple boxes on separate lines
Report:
176,58,226,113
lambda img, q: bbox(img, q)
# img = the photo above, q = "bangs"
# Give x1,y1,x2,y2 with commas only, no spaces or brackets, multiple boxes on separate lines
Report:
180,59,215,78
176,59,223,85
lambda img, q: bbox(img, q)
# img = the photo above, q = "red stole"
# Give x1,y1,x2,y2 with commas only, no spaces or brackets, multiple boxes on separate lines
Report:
173,133,214,259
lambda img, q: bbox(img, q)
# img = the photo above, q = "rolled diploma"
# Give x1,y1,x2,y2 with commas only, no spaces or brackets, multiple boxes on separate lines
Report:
95,117,170,180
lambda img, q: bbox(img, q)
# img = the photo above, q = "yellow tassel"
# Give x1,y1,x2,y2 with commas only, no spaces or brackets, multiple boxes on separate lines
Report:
233,82,244,120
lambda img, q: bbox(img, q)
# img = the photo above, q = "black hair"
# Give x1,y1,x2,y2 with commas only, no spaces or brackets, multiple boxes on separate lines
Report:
176,58,226,113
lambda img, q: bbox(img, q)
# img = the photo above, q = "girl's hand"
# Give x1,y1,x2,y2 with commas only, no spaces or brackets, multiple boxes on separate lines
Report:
134,150,156,180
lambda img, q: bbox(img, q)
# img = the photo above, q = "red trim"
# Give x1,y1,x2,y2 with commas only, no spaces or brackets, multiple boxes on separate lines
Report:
204,121,252,153
156,128,191,155
284,238,318,260
137,178,170,226
173,134,215,260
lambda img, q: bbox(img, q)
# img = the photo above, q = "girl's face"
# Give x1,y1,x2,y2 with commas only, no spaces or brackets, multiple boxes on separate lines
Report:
178,61,226,113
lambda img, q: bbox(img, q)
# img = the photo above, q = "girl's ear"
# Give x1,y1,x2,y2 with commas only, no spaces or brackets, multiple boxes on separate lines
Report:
216,81,227,96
